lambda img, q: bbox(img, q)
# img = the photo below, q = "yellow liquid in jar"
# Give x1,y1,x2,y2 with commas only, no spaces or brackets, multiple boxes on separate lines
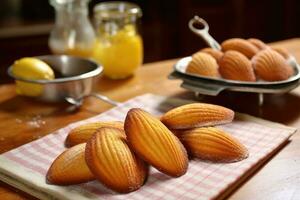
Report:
65,47,94,58
93,25,143,79
50,41,94,58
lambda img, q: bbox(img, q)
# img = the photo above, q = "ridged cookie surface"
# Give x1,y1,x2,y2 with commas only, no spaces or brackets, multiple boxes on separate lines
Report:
272,47,291,59
221,38,259,58
85,128,147,193
178,127,249,162
161,103,234,129
125,108,188,177
186,52,220,77
200,47,224,61
65,121,124,147
219,50,256,81
247,38,267,50
47,143,94,185
252,49,293,81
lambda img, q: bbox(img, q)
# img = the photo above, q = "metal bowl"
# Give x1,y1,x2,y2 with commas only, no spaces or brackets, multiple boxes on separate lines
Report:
7,55,103,102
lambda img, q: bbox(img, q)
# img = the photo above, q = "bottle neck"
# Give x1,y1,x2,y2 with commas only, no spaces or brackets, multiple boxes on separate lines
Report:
52,0,89,24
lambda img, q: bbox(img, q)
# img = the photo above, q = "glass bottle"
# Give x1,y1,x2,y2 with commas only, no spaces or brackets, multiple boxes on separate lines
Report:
49,0,95,58
93,1,143,79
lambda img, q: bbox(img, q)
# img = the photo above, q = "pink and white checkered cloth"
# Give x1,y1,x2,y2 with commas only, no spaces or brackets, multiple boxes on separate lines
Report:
0,94,296,200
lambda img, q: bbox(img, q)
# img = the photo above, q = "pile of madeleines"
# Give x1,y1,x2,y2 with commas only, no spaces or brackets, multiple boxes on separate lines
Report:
186,38,294,82
47,103,249,193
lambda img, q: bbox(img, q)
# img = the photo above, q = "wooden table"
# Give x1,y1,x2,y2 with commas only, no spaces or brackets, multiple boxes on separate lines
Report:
1,38,300,199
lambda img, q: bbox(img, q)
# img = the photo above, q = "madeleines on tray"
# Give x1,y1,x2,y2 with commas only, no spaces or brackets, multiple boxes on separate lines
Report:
252,49,294,81
247,38,268,50
221,38,259,59
186,52,220,78
219,50,256,82
200,47,224,61
186,37,294,82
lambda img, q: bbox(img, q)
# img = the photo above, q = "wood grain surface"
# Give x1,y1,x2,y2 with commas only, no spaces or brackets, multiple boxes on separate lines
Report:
0,38,300,199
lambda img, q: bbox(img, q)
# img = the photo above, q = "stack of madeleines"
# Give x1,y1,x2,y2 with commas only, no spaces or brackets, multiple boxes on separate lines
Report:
186,38,294,82
47,103,249,193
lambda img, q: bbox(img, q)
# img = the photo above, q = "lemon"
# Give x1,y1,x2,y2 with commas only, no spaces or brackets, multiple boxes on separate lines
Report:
11,57,55,96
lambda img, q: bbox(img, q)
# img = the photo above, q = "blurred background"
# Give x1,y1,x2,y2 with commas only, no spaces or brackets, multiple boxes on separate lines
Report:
1,0,300,83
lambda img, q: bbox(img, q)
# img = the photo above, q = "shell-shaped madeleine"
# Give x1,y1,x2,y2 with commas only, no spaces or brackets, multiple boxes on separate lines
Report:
161,103,234,129
272,47,291,60
65,121,124,147
247,38,268,50
221,38,259,58
200,48,224,61
186,52,220,77
47,143,94,185
219,50,256,81
125,108,188,177
252,49,294,81
178,127,249,162
85,128,147,193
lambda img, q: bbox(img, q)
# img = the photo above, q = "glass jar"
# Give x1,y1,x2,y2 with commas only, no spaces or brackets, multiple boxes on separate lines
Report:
49,0,96,58
93,1,143,79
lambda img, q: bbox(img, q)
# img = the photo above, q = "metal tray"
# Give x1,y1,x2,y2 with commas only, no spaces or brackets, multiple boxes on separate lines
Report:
174,56,300,87
169,16,300,98
169,69,300,96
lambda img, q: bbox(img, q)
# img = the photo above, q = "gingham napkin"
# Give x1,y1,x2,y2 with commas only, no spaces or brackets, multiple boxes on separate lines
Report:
0,94,296,200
